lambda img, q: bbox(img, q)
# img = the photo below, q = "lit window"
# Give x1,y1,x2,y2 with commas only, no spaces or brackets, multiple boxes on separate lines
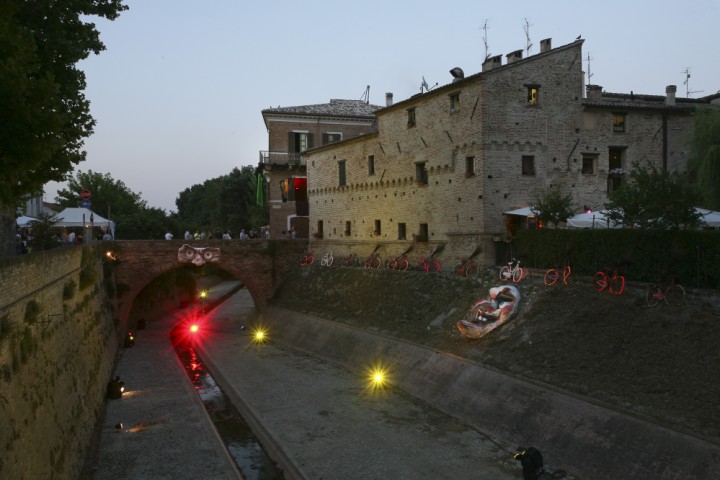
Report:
407,108,416,127
521,155,535,176
525,84,541,106
449,92,460,112
613,113,626,132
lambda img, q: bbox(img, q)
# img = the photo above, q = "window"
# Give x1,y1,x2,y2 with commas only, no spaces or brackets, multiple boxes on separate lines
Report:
613,113,626,133
449,92,460,112
521,155,535,176
338,160,346,187
289,131,313,152
415,162,428,185
581,155,597,174
317,220,323,236
607,147,625,193
418,223,429,242
398,223,406,240
465,156,475,177
526,84,540,106
322,132,342,145
368,155,375,175
407,108,416,127
344,221,352,236
374,219,381,236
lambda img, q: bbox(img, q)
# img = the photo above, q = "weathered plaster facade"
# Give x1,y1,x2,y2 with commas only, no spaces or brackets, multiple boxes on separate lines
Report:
303,39,719,265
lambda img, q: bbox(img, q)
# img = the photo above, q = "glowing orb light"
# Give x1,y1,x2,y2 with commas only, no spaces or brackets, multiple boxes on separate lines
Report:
252,327,268,344
189,324,199,334
366,364,390,392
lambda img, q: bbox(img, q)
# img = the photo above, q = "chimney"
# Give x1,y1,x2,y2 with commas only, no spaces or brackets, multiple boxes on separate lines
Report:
586,84,603,101
506,49,523,64
540,38,552,53
385,92,393,107
665,85,677,106
482,54,502,72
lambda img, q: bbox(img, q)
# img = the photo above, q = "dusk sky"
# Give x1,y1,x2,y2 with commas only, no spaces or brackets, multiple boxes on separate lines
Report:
44,0,720,212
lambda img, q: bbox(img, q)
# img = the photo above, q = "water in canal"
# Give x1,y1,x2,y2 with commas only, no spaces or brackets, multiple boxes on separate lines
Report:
172,326,284,480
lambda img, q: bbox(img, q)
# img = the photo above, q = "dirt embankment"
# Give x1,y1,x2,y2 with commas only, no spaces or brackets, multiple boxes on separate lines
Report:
270,266,720,441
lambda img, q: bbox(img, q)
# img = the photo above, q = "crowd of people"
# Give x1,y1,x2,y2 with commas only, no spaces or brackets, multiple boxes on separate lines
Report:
165,227,272,241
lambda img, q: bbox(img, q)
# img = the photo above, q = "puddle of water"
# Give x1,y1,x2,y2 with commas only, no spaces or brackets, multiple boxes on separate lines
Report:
172,326,285,480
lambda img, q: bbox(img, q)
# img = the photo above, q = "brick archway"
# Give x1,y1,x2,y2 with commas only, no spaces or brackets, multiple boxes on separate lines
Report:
106,240,308,326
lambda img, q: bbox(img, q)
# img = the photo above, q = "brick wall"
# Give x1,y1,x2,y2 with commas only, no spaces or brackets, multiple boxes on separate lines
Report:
0,247,118,479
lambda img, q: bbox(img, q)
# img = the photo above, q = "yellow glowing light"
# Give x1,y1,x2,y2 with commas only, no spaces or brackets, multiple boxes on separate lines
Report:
367,366,389,391
105,251,117,260
199,290,208,299
252,327,268,344
189,324,199,333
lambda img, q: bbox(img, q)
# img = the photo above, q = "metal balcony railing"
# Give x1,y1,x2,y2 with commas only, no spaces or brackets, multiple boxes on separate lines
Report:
259,151,306,166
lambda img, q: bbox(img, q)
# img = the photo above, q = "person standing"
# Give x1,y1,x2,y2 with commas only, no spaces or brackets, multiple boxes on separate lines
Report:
164,231,173,240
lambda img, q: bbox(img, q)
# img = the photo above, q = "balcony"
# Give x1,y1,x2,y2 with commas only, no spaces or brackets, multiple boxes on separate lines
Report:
259,151,306,167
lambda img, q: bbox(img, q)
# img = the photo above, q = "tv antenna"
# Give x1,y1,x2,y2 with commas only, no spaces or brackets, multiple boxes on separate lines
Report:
481,20,491,61
682,68,703,98
360,85,370,104
420,76,438,94
586,52,594,84
524,18,533,55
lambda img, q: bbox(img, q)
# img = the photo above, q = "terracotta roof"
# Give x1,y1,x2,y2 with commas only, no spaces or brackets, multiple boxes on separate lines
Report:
262,99,382,118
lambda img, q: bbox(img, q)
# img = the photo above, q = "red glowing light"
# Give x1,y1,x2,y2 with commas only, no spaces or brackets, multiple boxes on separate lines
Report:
189,324,199,333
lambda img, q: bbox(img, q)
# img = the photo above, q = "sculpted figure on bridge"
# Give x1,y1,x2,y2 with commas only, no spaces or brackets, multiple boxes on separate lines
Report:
178,244,221,266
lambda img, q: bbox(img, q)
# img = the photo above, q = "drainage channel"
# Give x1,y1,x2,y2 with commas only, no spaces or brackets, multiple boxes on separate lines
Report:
172,327,285,480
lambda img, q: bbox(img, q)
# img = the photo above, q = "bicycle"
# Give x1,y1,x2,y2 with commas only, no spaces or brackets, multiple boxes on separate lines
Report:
386,254,410,272
544,264,571,286
645,278,685,306
453,257,479,277
300,252,315,267
364,253,382,269
593,267,625,295
499,258,524,283
415,255,441,273
320,251,334,267
341,253,359,267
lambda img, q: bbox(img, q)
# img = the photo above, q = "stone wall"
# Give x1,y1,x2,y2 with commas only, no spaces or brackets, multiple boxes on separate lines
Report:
0,246,118,479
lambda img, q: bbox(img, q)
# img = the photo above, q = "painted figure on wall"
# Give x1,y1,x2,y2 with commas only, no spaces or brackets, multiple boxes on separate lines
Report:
457,284,521,339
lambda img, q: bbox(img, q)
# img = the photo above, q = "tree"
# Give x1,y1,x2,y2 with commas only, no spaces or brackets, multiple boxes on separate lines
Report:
0,0,128,256
175,166,268,236
688,108,720,210
56,170,175,239
604,161,702,229
531,188,574,228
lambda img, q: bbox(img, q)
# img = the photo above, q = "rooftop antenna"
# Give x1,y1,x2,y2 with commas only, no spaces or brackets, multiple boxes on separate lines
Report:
360,85,370,104
481,20,491,61
682,68,703,98
586,51,594,85
524,18,533,55
420,76,438,93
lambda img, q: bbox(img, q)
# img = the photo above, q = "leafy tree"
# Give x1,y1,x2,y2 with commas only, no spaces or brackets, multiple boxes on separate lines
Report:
175,166,267,236
56,170,175,239
604,161,702,229
0,0,128,256
688,108,720,210
531,188,574,228
26,213,62,252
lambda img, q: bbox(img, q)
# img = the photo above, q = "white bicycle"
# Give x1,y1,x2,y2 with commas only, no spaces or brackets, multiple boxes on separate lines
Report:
499,258,525,283
320,252,334,267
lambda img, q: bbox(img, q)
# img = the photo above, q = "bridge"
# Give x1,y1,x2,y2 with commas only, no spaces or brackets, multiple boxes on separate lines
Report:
106,239,308,325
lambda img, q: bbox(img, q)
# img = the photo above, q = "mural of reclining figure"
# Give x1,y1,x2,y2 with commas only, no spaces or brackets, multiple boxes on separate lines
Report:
177,244,221,266
457,284,521,339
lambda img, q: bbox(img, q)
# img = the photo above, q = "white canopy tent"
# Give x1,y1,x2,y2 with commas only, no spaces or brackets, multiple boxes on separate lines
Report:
53,207,115,238
697,208,720,228
16,216,38,227
566,211,623,229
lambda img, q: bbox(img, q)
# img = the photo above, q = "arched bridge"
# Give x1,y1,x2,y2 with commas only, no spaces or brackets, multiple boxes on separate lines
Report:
105,239,308,325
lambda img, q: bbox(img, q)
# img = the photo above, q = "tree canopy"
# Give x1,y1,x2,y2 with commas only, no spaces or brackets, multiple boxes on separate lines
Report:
0,0,127,255
688,108,720,211
531,188,574,228
175,166,267,235
603,161,702,230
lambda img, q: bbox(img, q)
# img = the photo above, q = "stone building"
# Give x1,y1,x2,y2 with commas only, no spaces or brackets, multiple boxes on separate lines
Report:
302,38,719,265
258,98,381,239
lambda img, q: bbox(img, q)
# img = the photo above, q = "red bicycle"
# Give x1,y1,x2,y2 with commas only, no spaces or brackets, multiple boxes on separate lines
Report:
544,264,571,286
415,256,441,273
453,257,479,277
300,253,315,267
593,267,625,295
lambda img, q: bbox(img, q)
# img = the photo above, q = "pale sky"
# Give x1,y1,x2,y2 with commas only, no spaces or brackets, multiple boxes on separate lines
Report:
44,0,720,212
